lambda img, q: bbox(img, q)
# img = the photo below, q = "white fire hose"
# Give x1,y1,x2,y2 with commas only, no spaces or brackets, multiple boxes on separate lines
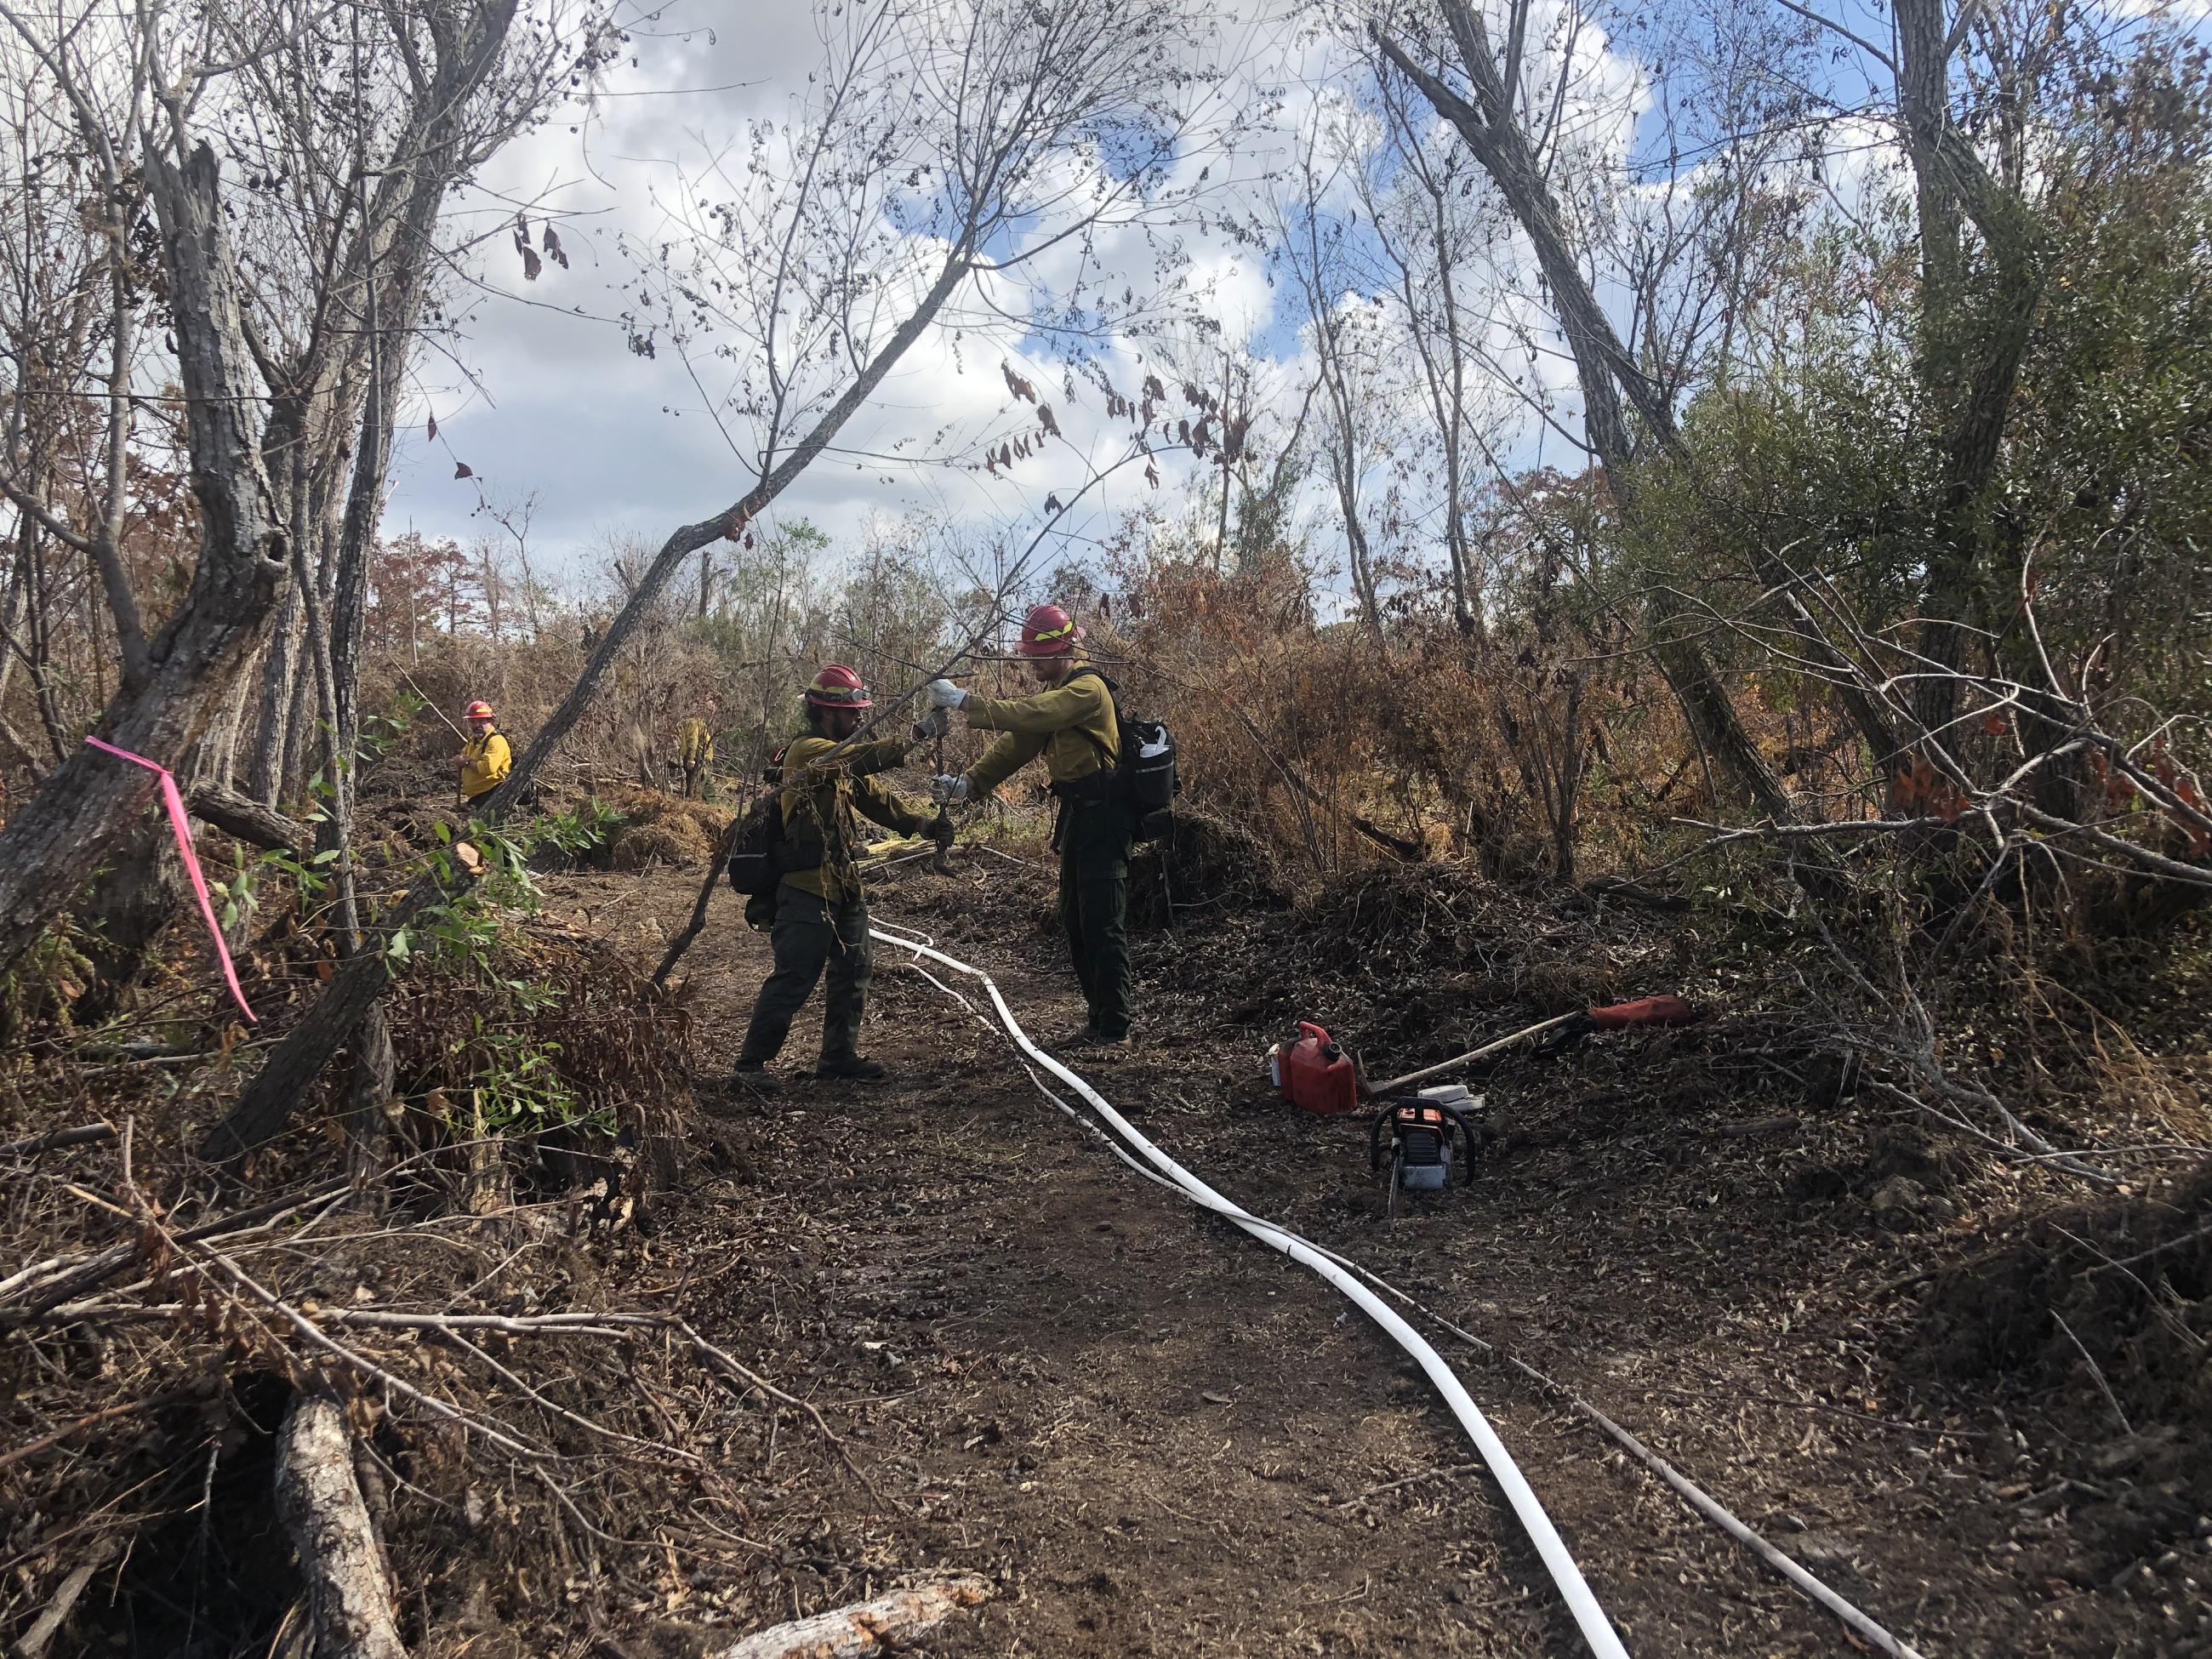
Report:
870,922,1630,1658
872,919,1929,1659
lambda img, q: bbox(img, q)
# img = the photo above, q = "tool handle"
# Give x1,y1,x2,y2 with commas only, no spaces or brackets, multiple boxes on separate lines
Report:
1443,1105,1479,1184
1364,1011,1582,1099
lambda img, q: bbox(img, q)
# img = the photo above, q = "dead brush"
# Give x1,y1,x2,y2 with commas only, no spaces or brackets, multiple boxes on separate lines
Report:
0,1123,866,1657
383,914,693,1210
1126,807,1291,930
1097,549,1675,883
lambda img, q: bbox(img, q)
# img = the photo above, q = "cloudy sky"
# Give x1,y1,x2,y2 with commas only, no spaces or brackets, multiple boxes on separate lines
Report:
388,0,1326,590
380,0,2207,606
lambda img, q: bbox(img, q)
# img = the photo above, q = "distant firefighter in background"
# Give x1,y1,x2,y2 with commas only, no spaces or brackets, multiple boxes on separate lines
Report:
677,716,715,800
457,700,510,806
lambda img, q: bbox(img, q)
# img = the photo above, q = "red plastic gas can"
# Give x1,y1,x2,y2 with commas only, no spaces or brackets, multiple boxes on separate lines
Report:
1280,1021,1360,1115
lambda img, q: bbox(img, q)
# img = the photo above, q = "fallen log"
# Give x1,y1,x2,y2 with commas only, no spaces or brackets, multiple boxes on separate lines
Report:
188,783,311,852
707,1576,993,1659
274,1395,407,1659
0,1121,117,1160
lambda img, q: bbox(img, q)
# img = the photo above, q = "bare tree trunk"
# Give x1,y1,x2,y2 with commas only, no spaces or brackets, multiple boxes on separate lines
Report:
275,1395,408,1659
0,144,287,978
248,591,304,804
1892,0,2043,745
1377,15,1790,819
278,641,317,801
208,253,976,1158
1337,475,1384,640
12,485,71,767
0,534,49,778
205,668,254,791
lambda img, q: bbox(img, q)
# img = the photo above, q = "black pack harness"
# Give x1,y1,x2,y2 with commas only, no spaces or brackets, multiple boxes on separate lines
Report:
1045,668,1179,851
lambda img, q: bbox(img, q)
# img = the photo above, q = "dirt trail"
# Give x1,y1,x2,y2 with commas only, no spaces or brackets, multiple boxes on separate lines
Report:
548,856,2205,1659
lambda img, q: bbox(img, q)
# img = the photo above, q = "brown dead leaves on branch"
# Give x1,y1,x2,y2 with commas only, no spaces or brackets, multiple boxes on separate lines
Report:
512,213,568,282
982,356,1237,493
1889,753,1971,824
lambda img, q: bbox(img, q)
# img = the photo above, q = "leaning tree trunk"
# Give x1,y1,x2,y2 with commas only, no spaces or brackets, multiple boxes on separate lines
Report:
68,818,185,1019
0,145,288,980
208,253,975,1159
1377,13,1791,821
70,714,254,1013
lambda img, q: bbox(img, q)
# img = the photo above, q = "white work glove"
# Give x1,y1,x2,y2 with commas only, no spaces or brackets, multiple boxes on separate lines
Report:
926,678,968,711
910,707,950,742
931,773,970,806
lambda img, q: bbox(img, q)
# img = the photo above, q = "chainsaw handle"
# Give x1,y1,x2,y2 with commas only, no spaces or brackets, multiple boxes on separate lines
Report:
1369,1101,1480,1184
1442,1105,1479,1184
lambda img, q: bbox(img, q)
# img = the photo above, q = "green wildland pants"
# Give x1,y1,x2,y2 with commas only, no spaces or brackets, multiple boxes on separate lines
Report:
1057,797,1134,1039
738,887,873,1065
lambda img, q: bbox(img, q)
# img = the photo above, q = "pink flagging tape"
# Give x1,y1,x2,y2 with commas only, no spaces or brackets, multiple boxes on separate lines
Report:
83,736,256,1023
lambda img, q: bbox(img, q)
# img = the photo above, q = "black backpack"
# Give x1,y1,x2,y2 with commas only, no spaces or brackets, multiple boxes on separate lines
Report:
725,743,824,896
724,788,788,897
1063,670,1180,837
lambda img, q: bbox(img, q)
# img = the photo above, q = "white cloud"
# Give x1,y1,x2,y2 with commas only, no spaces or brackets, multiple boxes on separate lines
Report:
385,1,1303,604
379,0,1801,620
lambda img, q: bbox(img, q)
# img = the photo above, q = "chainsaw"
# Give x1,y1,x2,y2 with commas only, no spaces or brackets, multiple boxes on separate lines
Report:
1370,1085,1481,1220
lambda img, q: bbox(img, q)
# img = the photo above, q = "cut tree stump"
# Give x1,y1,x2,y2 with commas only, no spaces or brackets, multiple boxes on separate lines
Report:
275,1395,407,1659
706,1576,993,1659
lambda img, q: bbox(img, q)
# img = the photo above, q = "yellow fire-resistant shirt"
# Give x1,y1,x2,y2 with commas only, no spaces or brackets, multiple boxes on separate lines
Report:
459,730,512,801
962,669,1120,799
678,717,715,769
774,733,931,904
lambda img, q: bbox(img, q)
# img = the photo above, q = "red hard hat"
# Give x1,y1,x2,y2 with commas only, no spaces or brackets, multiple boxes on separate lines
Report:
1016,602,1084,658
805,664,872,709
464,700,493,720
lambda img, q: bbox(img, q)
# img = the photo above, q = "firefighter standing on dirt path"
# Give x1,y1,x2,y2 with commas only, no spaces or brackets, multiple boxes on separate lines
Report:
735,664,938,1086
927,603,1132,1052
677,716,715,800
457,700,510,805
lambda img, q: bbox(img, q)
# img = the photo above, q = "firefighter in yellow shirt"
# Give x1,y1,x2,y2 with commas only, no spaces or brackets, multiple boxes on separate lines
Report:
677,716,715,799
927,604,1131,1050
733,666,936,1085
457,700,511,804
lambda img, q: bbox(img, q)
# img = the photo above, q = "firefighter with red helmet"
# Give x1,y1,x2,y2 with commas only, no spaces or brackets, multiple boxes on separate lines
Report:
457,700,510,804
926,603,1133,1051
734,664,935,1084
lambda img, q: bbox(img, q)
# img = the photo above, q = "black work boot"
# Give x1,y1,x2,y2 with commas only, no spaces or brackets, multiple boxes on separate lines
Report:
1060,1026,1132,1059
732,1058,781,1094
814,1055,889,1081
